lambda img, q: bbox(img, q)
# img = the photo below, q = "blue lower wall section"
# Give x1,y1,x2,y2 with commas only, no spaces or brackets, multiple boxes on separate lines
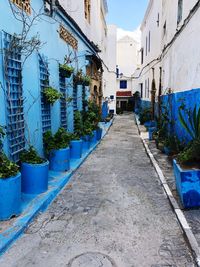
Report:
140,100,151,110
161,88,200,142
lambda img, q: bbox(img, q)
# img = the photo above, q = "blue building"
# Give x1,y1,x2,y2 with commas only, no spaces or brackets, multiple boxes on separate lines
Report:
0,0,102,161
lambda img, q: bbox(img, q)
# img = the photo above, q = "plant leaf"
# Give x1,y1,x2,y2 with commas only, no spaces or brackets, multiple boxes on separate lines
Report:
178,109,195,139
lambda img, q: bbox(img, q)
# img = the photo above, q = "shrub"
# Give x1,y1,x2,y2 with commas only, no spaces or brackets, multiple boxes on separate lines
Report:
20,146,46,164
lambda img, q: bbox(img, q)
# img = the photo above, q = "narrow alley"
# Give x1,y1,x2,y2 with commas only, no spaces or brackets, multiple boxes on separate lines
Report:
0,114,195,267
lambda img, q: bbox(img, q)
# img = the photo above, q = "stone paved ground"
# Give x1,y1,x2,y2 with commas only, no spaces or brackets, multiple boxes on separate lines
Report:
0,114,195,267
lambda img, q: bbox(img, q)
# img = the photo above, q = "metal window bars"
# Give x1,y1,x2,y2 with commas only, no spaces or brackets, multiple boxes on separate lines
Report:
39,54,51,133
59,73,67,129
3,32,25,161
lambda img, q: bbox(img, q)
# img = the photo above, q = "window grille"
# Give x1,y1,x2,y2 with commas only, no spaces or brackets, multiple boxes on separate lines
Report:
3,32,25,161
73,85,78,110
11,0,31,15
39,55,51,133
59,74,67,129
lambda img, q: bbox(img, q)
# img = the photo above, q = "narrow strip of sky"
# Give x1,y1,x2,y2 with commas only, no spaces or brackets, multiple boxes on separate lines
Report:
106,0,149,30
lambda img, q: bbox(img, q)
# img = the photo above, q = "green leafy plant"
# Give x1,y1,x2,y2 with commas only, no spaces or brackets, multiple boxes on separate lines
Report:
82,75,91,86
0,126,5,150
43,87,62,104
74,70,83,84
59,64,74,78
74,111,83,137
0,127,19,178
43,128,72,155
177,104,200,164
179,104,200,139
0,153,19,179
20,146,46,164
139,108,152,125
177,139,200,164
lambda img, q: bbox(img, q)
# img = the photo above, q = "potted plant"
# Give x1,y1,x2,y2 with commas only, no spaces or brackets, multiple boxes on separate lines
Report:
70,133,83,159
82,75,91,86
173,104,200,208
43,86,62,105
96,125,103,141
20,146,49,194
74,70,84,85
0,127,21,220
43,128,71,172
59,64,74,78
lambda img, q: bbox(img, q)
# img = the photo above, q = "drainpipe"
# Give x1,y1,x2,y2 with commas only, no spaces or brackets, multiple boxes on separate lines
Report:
151,68,156,120
158,67,162,119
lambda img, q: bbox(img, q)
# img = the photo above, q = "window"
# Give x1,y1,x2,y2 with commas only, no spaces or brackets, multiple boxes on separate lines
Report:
141,48,144,64
177,0,183,25
148,31,151,52
145,36,148,56
157,13,160,27
147,78,150,98
163,21,167,36
110,95,114,100
11,0,31,15
84,0,91,23
120,80,127,89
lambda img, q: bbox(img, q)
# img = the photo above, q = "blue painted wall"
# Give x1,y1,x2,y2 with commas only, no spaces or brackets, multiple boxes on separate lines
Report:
161,88,200,143
0,0,97,159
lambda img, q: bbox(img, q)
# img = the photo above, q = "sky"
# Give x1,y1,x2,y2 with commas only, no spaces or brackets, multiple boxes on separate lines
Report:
106,0,149,31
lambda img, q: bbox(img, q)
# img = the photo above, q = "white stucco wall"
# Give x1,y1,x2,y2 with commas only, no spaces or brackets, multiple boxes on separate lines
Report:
161,0,200,93
138,0,162,101
59,0,107,54
103,24,117,113
138,0,200,100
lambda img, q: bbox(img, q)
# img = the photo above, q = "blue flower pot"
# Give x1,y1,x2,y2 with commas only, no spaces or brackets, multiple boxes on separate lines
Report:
96,128,103,141
0,172,21,220
82,135,90,151
91,130,97,143
164,146,171,156
49,147,70,172
173,159,200,208
70,140,83,159
21,161,49,194
148,127,156,140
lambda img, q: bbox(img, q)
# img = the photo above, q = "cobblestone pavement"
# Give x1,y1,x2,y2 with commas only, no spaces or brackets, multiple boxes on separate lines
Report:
0,114,195,267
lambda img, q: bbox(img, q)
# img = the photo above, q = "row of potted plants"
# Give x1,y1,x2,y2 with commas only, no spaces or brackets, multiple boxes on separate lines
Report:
142,103,200,209
0,101,103,220
59,64,91,86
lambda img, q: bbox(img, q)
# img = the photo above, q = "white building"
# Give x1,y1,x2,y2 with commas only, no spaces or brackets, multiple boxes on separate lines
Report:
116,35,140,111
59,0,109,109
103,24,117,114
138,0,162,107
138,0,200,109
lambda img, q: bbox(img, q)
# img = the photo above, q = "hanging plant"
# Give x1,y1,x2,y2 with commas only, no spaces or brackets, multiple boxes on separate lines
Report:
82,75,91,86
43,87,62,105
59,64,74,78
74,70,84,85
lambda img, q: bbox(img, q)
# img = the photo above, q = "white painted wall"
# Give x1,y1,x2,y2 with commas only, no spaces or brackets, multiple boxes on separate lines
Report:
138,0,200,101
138,0,162,101
161,0,200,93
117,36,140,95
59,0,108,54
103,24,117,113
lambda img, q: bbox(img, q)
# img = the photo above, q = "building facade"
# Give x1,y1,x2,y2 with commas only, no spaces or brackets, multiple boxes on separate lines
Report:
138,0,200,108
116,35,140,111
0,0,108,161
